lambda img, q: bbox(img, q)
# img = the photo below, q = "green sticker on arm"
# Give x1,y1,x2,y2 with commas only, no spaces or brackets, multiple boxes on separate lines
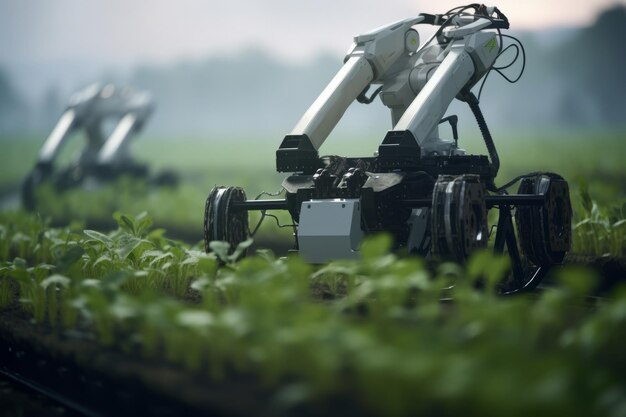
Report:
484,38,497,53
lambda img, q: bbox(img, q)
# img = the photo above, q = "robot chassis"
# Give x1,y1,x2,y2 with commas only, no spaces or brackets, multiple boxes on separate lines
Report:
204,5,572,294
22,84,177,210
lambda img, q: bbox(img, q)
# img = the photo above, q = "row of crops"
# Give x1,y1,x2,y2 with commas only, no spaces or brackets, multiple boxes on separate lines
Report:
20,172,626,258
1,209,625,416
573,178,626,256
5,132,625,257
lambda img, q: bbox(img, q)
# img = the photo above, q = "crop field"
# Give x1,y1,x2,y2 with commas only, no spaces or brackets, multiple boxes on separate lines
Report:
0,209,625,416
2,130,625,247
0,130,625,416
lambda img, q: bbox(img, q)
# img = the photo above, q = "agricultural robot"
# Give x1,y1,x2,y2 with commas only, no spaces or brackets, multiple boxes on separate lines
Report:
22,84,177,210
204,4,572,294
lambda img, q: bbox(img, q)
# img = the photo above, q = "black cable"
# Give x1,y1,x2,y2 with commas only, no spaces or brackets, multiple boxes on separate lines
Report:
265,213,295,229
249,212,266,237
358,4,484,106
477,33,526,102
248,189,288,237
496,173,532,192
254,189,284,200
248,188,295,237
416,8,479,54
494,34,526,83
495,171,561,193
460,90,499,191
434,4,482,39
494,44,520,70
429,6,509,104
249,210,295,237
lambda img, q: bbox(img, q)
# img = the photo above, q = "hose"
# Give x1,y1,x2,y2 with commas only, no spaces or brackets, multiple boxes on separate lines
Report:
460,90,500,191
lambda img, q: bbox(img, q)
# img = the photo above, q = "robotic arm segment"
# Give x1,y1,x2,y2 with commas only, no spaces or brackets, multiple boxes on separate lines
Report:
380,25,499,157
97,113,138,165
391,41,475,154
442,18,493,40
277,17,426,173
23,83,157,209
34,84,154,173
349,16,424,78
36,84,106,167
94,89,154,167
37,109,77,166
290,15,429,151
278,7,505,172
290,56,374,150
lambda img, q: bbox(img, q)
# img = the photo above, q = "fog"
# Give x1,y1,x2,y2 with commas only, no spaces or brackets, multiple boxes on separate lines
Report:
1,3,625,139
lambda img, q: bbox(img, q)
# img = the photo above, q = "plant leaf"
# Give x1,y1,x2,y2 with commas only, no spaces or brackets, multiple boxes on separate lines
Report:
360,233,392,259
209,241,231,263
41,274,70,289
115,235,144,260
113,212,136,236
84,230,112,248
229,238,254,262
135,212,153,237
56,245,85,272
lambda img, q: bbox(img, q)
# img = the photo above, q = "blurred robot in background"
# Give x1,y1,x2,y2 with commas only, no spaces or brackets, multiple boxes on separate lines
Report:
22,84,177,210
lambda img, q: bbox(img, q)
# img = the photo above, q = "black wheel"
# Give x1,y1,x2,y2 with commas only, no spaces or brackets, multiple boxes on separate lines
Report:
494,206,550,295
55,165,85,190
204,186,249,257
431,175,488,262
21,163,52,211
152,169,179,187
21,171,39,211
517,174,572,265
496,174,572,294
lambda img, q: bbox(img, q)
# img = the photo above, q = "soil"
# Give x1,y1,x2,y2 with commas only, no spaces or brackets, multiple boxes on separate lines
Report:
0,309,265,417
563,253,626,294
0,308,363,417
0,375,79,417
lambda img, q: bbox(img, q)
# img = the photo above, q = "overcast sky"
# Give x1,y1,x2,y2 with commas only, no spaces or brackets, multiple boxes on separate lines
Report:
2,0,624,67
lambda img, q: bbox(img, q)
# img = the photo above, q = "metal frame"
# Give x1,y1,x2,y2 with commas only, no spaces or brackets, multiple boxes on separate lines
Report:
229,194,545,211
220,189,553,294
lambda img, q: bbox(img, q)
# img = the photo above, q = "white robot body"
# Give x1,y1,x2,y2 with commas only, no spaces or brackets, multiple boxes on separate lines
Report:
290,9,501,262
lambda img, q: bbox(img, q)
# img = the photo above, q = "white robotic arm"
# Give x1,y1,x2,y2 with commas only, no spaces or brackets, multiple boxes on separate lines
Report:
22,84,156,210
289,16,425,150
35,84,154,170
277,17,424,172
277,6,507,173
38,109,77,167
390,29,499,156
289,55,374,151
